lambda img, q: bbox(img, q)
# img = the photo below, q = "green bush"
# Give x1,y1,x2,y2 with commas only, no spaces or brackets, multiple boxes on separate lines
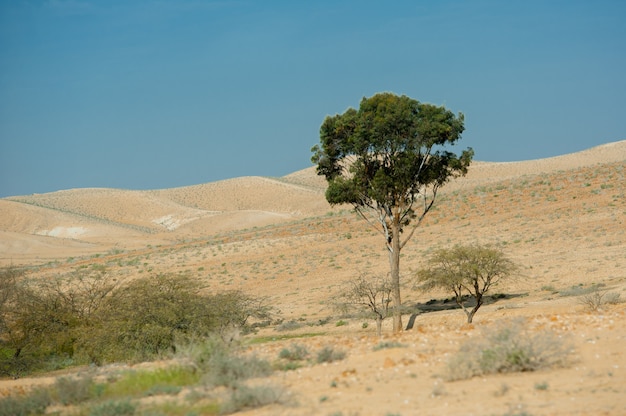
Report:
89,399,136,416
0,270,272,371
278,343,310,361
54,375,96,405
220,384,285,414
204,351,273,388
0,388,51,416
316,346,346,364
0,265,276,377
446,318,572,381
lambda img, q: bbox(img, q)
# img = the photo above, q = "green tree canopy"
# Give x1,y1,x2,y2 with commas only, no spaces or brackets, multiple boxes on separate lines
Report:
312,92,473,332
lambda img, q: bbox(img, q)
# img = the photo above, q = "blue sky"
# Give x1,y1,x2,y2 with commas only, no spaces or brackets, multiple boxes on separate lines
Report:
1,0,624,197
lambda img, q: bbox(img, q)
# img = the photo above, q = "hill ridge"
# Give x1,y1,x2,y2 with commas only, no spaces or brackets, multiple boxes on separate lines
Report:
1,140,625,264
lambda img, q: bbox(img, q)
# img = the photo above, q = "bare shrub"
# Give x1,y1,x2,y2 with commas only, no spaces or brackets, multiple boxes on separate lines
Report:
338,274,392,336
578,288,621,312
446,318,572,381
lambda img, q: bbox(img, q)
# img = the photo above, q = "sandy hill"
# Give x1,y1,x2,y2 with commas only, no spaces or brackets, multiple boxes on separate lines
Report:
1,140,625,265
0,140,625,415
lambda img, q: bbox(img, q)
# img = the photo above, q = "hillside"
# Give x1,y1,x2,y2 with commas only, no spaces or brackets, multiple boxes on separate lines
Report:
2,140,624,266
0,140,625,415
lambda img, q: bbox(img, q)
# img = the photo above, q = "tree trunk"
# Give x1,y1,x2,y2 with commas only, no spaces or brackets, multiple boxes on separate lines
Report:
467,294,483,324
389,219,403,333
376,316,383,337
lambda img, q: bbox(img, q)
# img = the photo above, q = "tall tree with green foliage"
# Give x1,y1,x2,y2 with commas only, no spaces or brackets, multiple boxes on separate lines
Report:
312,92,473,332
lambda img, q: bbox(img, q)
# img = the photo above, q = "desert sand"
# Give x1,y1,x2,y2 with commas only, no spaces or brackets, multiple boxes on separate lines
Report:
1,140,625,415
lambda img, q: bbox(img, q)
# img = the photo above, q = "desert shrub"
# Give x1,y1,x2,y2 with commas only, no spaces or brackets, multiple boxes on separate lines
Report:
0,388,51,416
174,336,227,374
207,290,272,339
54,375,96,405
89,399,136,416
0,266,116,375
559,283,605,297
278,343,310,361
190,338,273,388
338,274,392,336
372,341,406,351
80,273,213,363
446,318,572,381
204,351,273,388
80,274,271,364
1,270,270,371
220,384,285,414
316,346,346,364
275,320,304,332
578,288,621,312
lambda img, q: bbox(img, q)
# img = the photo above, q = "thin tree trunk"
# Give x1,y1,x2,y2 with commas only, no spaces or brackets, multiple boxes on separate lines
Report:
467,294,483,324
376,316,383,337
390,219,402,333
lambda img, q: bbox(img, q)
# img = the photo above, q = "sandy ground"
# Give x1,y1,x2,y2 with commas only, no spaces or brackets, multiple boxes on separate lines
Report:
0,140,625,415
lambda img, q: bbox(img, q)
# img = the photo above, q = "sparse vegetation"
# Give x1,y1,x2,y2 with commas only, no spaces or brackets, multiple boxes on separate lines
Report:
578,287,621,311
88,399,136,416
278,343,310,361
446,319,572,381
339,273,393,336
0,387,51,416
0,145,624,415
54,375,96,405
220,384,286,414
316,346,347,364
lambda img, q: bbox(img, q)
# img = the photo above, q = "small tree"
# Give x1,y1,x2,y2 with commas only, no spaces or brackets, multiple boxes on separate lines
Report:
312,92,473,332
416,244,518,323
340,274,392,337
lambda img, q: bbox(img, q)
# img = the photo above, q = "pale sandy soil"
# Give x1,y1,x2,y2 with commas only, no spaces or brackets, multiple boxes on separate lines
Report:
0,140,625,415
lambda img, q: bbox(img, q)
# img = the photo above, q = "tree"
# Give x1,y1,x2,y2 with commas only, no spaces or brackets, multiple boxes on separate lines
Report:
312,92,473,332
340,274,392,337
416,244,519,323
